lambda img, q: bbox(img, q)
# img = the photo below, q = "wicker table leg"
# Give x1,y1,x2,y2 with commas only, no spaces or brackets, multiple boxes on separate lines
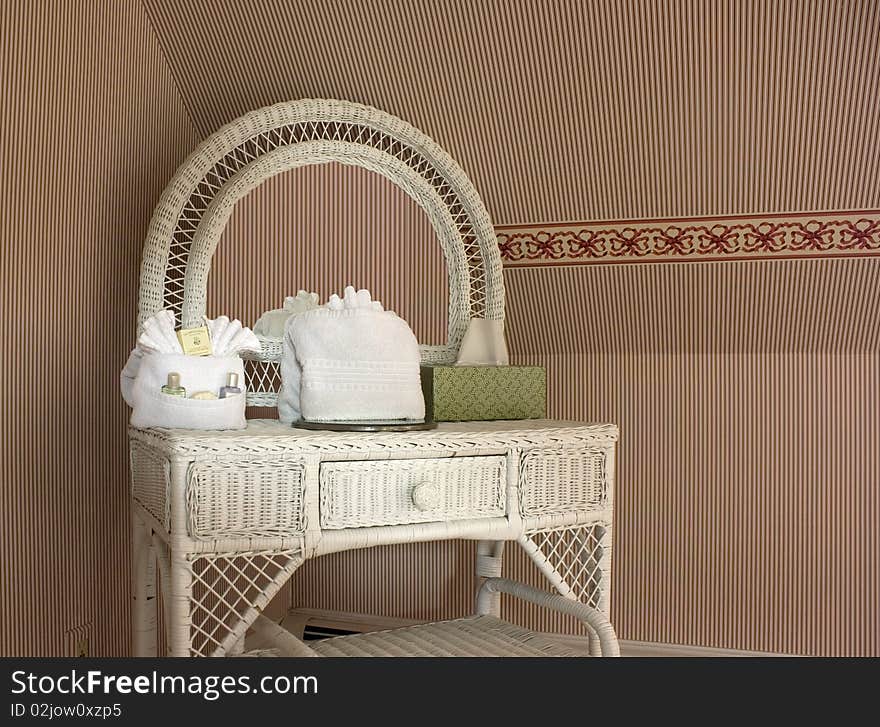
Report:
131,510,158,656
518,523,613,656
168,550,194,657
475,540,505,617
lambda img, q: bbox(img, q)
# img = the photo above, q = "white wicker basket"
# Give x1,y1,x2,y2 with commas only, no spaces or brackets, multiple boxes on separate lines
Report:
137,99,505,407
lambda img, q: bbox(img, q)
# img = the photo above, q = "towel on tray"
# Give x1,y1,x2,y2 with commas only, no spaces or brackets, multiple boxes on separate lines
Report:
278,287,425,423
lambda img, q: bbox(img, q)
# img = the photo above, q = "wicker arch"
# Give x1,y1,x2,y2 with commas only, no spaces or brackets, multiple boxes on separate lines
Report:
138,99,504,407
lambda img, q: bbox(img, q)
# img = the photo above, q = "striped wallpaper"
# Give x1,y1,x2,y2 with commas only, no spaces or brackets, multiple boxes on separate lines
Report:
0,0,199,655
1,0,878,657
503,257,880,355
207,164,448,346
505,252,880,642
142,0,880,223
533,350,878,655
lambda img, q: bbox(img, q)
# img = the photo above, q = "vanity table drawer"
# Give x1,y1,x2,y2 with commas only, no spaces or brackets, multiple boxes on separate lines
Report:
319,456,507,529
519,448,609,517
186,460,306,539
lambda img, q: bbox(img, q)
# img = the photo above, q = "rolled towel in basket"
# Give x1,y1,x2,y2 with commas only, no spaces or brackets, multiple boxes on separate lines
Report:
278,287,425,423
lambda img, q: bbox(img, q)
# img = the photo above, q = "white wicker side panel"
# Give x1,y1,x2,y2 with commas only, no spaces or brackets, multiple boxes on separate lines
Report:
519,448,609,518
130,441,170,532
186,459,307,540
319,456,507,529
517,443,616,626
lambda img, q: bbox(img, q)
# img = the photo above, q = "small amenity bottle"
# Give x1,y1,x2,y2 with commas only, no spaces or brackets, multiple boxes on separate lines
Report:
219,372,242,398
161,372,186,397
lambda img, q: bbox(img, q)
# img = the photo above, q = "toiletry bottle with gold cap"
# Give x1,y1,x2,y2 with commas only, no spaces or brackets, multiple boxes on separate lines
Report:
161,372,186,397
219,372,242,399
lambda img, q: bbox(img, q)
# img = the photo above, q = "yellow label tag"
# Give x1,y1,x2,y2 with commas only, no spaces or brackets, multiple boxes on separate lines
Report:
177,326,213,356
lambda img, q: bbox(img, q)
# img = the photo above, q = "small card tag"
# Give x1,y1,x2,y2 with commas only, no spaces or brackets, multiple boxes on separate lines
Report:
177,326,213,356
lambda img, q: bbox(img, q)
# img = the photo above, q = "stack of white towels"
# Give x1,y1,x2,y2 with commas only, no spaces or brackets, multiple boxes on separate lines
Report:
278,287,425,423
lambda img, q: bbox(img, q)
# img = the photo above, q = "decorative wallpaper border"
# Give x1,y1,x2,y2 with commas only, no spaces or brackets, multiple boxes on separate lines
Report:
497,211,880,266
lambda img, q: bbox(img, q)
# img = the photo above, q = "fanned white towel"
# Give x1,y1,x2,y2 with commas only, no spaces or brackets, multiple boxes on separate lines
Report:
253,291,320,340
121,310,260,430
278,287,425,423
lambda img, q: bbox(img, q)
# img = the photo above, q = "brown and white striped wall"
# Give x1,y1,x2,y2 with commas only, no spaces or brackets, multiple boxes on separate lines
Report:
2,0,878,655
0,0,200,655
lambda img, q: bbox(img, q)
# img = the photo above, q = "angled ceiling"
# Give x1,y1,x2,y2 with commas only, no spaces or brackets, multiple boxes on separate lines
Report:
143,0,880,224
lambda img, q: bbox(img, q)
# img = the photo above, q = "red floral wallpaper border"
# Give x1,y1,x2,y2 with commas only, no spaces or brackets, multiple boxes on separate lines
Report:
496,211,880,266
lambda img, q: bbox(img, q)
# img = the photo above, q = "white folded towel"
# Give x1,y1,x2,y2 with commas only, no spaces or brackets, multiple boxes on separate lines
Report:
455,318,510,366
278,287,425,423
129,353,247,430
121,310,260,430
253,291,320,340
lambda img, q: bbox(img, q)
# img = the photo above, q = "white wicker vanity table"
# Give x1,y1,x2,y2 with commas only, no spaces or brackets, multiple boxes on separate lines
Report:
128,98,621,657
130,418,618,657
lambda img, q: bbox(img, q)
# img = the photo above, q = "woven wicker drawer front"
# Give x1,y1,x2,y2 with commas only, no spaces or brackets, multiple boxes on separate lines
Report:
186,460,306,539
130,442,170,530
320,456,507,529
519,449,608,516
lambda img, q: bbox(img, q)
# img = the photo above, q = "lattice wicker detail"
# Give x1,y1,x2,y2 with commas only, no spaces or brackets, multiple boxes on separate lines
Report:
138,99,505,407
130,442,170,530
319,456,506,529
241,356,283,408
519,448,609,517
187,550,302,657
186,460,306,539
521,524,609,611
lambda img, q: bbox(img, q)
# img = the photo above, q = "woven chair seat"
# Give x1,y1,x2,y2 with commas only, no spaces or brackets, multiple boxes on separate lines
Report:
309,616,584,657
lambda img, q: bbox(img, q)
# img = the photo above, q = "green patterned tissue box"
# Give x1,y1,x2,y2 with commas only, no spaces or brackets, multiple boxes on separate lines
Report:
420,365,546,422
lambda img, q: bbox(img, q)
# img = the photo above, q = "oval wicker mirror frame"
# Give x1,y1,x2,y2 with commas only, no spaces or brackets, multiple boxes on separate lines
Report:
138,99,504,406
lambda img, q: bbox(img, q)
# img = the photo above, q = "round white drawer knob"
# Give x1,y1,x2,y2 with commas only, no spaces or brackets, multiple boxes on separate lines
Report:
411,482,441,511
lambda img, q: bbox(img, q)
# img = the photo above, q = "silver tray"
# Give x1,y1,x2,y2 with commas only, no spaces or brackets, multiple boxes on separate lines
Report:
291,419,438,433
